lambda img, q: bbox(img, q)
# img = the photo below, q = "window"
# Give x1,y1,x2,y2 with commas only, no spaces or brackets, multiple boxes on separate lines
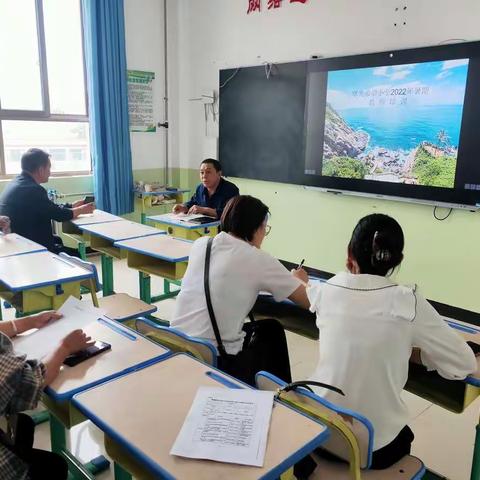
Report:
0,0,90,176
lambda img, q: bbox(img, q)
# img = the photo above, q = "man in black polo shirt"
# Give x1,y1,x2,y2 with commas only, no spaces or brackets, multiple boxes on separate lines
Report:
0,148,95,253
172,159,239,218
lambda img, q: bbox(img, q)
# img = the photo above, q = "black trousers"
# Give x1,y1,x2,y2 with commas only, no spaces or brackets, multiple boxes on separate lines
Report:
217,318,292,386
10,414,68,480
294,425,415,478
52,234,83,257
370,425,414,469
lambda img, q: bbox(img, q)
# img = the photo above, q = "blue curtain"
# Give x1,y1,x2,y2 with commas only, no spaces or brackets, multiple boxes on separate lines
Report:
81,0,133,215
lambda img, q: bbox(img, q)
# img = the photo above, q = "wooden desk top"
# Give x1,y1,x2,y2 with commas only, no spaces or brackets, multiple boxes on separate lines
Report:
114,235,193,262
78,220,165,241
71,209,123,226
0,251,92,292
0,234,46,258
73,354,328,480
147,213,220,230
47,318,169,401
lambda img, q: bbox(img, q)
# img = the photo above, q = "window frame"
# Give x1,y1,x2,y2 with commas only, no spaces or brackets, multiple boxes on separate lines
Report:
0,0,90,178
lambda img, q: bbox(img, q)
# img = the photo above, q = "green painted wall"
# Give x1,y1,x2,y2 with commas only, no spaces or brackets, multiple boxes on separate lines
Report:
176,167,480,313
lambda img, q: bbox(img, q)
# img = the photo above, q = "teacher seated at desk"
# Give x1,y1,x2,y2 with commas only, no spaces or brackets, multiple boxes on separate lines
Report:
172,159,239,219
0,148,95,254
171,195,309,386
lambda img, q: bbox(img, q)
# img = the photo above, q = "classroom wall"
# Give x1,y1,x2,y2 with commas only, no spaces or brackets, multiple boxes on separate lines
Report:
169,0,480,312
124,0,167,172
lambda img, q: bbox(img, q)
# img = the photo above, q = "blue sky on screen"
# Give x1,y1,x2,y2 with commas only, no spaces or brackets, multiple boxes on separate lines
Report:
327,59,469,109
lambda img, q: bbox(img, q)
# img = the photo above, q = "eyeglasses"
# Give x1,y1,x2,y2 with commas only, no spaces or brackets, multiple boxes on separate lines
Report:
265,224,272,236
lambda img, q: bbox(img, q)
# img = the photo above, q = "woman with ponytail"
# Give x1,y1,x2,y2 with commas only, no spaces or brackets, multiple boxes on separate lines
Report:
293,213,476,469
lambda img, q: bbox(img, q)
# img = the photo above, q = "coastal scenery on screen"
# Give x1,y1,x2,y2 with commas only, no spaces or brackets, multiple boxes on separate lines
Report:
321,59,469,187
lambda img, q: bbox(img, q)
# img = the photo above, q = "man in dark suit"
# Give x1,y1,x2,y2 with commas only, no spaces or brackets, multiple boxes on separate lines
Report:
172,159,239,219
0,148,95,253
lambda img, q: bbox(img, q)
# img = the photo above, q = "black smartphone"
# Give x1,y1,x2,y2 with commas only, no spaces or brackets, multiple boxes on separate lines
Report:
63,341,111,367
84,195,95,204
190,216,215,224
467,341,480,357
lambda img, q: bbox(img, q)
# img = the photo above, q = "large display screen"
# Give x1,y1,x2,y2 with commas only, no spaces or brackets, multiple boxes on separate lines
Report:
321,60,469,188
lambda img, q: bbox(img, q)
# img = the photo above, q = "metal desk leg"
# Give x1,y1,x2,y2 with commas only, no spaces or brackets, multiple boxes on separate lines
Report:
101,255,114,296
150,278,181,303
50,413,67,456
114,462,132,480
78,242,87,261
50,413,110,479
138,272,151,304
471,417,480,479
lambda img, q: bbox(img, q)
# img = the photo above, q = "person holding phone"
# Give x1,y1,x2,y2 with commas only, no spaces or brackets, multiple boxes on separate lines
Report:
0,310,93,480
0,148,95,254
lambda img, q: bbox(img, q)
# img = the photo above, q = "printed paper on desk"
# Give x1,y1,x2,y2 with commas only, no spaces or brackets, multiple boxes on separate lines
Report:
14,297,104,361
172,213,211,222
170,386,274,467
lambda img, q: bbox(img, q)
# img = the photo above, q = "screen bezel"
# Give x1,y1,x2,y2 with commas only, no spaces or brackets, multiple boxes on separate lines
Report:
301,41,480,208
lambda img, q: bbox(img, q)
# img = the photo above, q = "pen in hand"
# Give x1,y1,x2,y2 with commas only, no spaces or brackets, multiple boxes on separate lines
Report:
297,258,305,270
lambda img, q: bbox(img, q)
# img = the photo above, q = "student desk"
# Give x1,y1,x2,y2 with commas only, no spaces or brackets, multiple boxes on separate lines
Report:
62,210,123,259
114,235,192,304
0,233,46,258
41,317,170,479
134,189,190,224
78,220,165,296
0,251,93,315
72,353,329,480
147,213,220,240
406,317,480,480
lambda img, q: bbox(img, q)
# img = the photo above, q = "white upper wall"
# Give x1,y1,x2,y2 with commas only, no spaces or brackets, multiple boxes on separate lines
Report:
171,0,480,169
124,0,166,171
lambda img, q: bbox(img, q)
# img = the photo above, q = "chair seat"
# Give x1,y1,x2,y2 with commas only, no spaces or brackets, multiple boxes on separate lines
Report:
311,454,424,479
98,293,157,321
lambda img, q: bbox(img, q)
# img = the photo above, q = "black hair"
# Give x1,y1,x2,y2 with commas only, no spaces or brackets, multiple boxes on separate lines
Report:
348,213,404,276
200,158,222,172
221,195,269,242
21,148,50,173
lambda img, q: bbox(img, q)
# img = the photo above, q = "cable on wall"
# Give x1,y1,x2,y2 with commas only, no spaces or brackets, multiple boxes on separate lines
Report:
433,206,453,221
220,68,240,89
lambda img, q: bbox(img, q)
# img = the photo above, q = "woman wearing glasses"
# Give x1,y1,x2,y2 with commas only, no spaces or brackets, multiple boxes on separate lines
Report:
171,195,309,385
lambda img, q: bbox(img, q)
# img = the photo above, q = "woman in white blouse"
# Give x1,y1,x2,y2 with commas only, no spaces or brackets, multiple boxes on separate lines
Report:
293,213,476,469
172,195,309,385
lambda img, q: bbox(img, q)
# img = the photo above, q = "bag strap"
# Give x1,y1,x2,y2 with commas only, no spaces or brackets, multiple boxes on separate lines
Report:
277,380,345,397
204,237,228,358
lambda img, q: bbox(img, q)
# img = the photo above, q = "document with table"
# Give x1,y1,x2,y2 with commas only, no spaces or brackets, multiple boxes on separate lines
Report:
14,296,104,360
168,213,216,223
171,386,275,467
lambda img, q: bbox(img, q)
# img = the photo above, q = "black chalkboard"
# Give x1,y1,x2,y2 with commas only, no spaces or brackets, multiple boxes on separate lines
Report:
219,62,308,185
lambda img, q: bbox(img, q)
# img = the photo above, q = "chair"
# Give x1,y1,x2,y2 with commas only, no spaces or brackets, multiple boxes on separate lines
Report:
59,253,157,321
125,317,217,367
255,371,425,480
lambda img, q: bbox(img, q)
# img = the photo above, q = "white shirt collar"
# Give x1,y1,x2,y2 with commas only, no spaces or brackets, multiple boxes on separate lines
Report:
328,271,396,290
